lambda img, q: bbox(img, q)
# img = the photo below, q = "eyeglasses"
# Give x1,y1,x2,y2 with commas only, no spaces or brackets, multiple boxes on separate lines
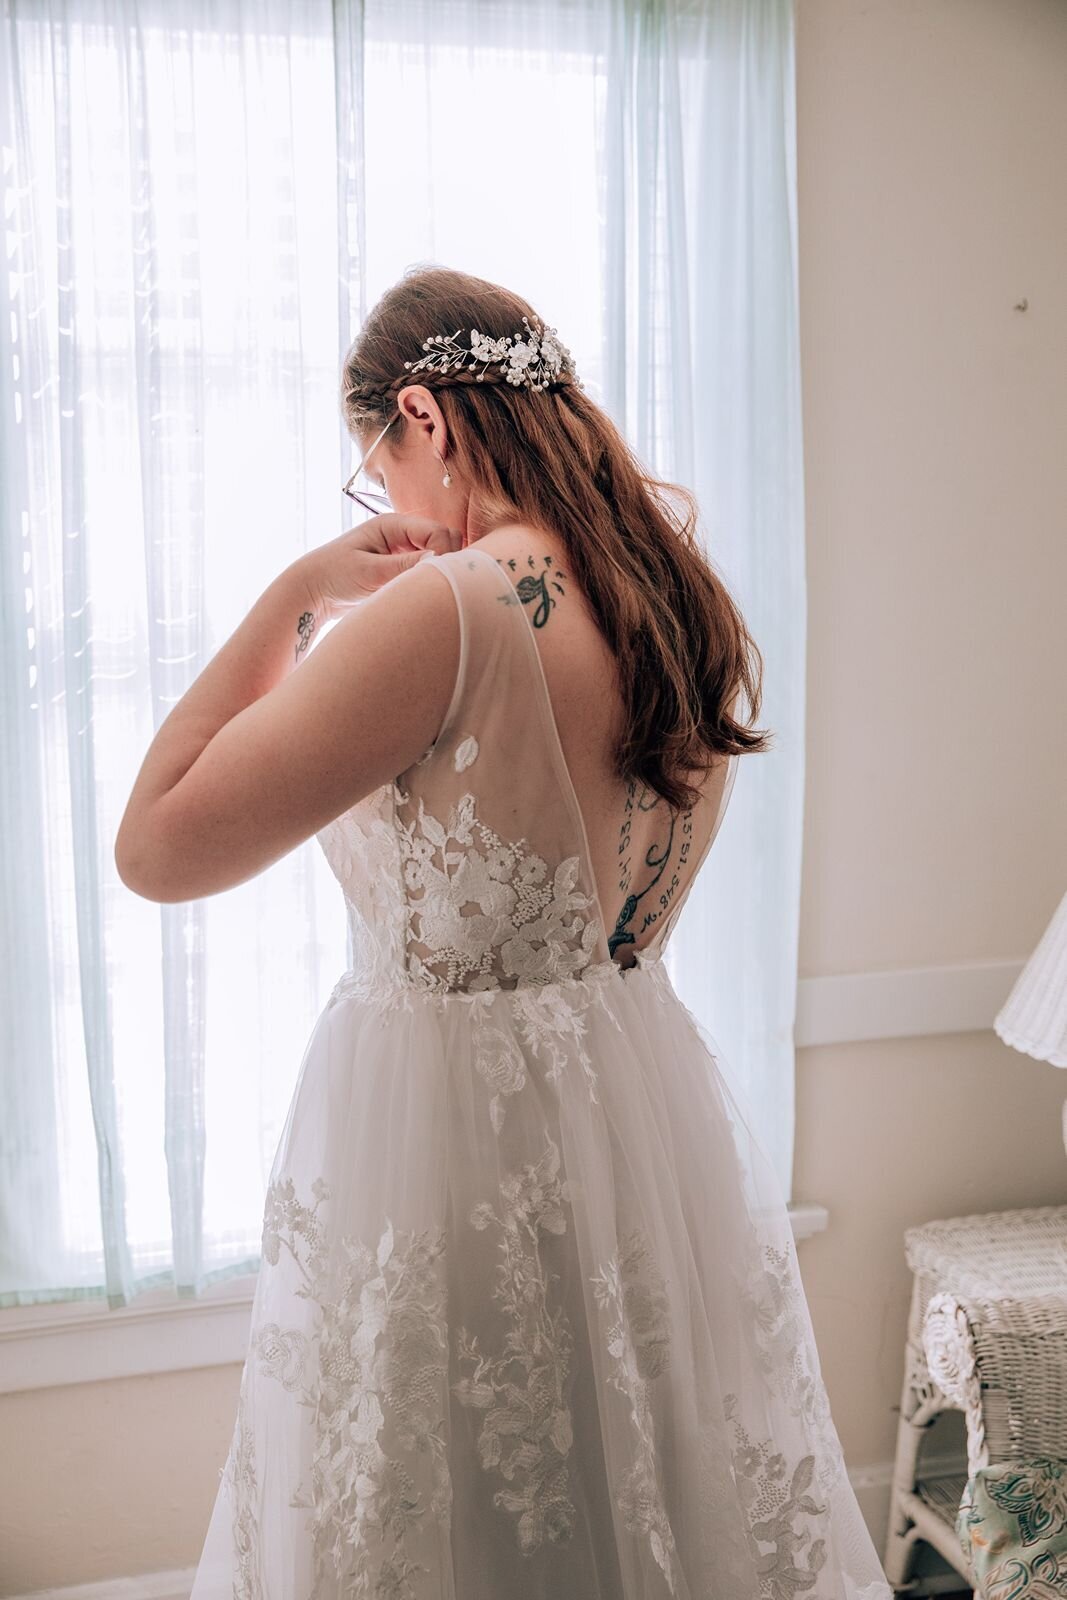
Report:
342,415,397,513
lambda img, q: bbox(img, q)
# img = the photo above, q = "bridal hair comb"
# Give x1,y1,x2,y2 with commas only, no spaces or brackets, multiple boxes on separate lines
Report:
403,315,580,392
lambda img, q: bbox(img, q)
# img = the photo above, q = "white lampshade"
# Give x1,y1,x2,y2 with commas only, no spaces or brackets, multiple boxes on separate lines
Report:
994,888,1067,1068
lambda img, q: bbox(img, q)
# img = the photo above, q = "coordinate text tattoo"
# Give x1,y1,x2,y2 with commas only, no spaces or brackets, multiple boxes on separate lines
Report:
609,779,694,958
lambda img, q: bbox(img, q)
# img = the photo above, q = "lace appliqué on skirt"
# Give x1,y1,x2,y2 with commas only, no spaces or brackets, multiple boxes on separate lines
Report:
451,1132,579,1554
223,1372,262,1600
717,1226,859,1600
234,1176,454,1596
723,1392,831,1600
591,1227,681,1594
740,1239,849,1497
467,977,606,1135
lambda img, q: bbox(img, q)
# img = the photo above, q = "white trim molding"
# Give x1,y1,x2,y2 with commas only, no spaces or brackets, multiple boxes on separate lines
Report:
0,1205,829,1394
0,1277,258,1394
7,1574,196,1600
795,957,1023,1048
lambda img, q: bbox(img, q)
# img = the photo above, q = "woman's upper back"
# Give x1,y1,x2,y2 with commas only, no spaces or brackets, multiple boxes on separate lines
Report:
316,524,738,994
416,526,738,975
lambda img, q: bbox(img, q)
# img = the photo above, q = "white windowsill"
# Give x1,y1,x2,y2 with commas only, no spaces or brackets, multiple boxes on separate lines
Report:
0,1275,262,1394
2,956,1023,1396
0,1205,829,1394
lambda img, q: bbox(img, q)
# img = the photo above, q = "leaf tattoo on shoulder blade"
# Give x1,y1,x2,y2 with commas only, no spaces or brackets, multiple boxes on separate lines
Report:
495,552,567,628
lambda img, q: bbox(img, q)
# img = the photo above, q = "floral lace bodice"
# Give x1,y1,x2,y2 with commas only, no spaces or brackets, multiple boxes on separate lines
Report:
315,546,735,1009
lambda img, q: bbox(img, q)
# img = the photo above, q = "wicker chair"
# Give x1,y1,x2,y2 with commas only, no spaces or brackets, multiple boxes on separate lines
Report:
883,1203,1067,1594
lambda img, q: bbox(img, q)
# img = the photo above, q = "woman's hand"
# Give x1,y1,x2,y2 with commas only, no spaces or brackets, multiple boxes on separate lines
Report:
295,514,465,622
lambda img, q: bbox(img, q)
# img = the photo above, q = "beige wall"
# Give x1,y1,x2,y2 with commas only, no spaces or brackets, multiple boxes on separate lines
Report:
3,0,1066,1589
793,0,1067,1483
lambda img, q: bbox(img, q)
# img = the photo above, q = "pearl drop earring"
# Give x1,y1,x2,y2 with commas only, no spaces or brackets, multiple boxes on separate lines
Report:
434,448,452,488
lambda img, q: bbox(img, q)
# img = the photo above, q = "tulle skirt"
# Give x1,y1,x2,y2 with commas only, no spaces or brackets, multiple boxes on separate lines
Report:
189,953,893,1599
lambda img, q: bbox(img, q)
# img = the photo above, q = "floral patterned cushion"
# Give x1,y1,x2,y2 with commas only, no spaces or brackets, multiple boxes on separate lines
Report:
956,1457,1067,1596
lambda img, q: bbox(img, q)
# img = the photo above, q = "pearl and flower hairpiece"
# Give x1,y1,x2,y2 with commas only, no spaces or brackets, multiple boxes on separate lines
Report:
343,314,579,510
403,315,580,392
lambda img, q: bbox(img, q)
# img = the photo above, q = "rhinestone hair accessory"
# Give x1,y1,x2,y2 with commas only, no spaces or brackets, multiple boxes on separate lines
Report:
402,315,579,392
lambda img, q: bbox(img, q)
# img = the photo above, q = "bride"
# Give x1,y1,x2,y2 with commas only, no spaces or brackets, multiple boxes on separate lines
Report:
118,263,893,1599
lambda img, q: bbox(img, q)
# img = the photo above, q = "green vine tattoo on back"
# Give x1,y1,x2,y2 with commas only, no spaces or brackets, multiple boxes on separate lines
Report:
609,780,694,959
494,552,567,627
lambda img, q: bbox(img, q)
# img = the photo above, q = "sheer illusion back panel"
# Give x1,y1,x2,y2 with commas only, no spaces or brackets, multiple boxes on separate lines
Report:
415,545,739,978
398,547,612,992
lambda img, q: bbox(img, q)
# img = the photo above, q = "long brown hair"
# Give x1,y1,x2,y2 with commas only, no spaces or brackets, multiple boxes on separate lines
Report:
341,265,773,811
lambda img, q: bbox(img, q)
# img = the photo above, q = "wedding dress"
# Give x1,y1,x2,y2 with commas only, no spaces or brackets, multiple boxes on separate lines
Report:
189,544,893,1599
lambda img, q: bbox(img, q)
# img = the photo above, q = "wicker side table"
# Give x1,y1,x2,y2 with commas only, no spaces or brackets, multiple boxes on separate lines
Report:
883,1203,1067,1594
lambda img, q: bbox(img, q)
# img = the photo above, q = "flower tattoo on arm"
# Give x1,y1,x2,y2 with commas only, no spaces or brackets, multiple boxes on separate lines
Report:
295,610,316,664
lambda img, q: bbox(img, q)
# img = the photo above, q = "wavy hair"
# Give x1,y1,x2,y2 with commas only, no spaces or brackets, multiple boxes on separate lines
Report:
340,265,772,810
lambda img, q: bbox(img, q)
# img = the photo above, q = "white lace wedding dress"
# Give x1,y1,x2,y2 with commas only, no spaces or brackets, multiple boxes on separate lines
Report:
189,546,893,1599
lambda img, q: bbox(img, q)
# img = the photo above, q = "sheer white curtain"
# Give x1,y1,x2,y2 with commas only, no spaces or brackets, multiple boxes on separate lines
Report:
1,0,347,1310
0,0,805,1311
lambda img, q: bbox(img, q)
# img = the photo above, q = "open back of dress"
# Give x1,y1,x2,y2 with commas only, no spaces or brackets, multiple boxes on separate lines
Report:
376,545,739,994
